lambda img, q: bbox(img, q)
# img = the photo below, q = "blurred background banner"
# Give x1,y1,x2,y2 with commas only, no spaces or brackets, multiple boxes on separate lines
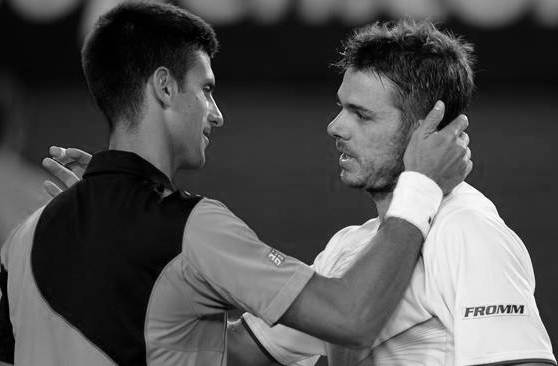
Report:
1,0,557,363
1,0,558,85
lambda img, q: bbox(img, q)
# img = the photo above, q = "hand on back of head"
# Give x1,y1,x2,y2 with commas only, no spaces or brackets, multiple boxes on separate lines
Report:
404,101,472,195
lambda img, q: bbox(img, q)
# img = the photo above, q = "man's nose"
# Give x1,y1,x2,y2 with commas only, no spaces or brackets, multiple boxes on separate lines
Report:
327,111,348,140
208,99,223,127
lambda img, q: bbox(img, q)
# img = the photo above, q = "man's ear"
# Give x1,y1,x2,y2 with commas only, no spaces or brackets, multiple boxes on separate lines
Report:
150,67,178,108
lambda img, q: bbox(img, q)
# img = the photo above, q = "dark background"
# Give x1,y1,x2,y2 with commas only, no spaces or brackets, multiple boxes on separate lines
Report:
1,0,557,363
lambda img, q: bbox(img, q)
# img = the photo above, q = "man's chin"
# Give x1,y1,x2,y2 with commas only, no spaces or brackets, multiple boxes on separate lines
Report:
180,155,206,170
340,171,366,189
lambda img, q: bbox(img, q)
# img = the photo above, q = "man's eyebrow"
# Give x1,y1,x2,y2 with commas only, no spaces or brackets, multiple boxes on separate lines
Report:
336,95,378,118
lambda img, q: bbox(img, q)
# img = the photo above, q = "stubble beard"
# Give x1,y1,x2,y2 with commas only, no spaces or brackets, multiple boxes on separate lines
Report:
364,128,410,197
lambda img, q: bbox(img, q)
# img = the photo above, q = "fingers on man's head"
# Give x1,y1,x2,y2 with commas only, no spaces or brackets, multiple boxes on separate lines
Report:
42,157,79,188
459,132,470,147
65,148,92,164
421,101,445,132
49,146,92,165
43,180,63,198
442,114,469,137
49,146,67,162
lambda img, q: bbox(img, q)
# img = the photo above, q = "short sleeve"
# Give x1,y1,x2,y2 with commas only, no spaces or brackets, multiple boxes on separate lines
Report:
427,209,556,366
182,199,315,325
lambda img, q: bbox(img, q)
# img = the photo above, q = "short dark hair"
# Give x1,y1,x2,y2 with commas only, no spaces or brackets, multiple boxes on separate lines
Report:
82,1,218,129
336,20,474,130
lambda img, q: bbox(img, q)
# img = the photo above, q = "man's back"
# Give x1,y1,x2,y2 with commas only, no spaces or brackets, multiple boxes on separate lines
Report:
1,150,202,365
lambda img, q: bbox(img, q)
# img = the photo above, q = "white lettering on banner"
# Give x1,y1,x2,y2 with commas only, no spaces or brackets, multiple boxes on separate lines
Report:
8,0,80,21
338,0,382,25
534,0,558,26
384,0,447,20
297,0,339,24
179,0,246,25
9,0,558,30
249,0,291,24
446,0,532,27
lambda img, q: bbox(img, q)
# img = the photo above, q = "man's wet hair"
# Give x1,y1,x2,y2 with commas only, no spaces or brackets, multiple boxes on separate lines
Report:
336,19,475,131
82,1,218,129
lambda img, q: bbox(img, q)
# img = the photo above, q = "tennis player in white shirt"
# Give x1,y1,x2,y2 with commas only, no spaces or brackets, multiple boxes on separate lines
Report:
236,20,555,366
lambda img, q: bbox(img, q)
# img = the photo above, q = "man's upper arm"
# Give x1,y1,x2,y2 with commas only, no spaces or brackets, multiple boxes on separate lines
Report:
429,209,556,366
182,199,315,325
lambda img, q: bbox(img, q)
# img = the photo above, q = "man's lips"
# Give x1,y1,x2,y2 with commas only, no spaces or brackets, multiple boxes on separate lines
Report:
202,129,211,145
335,142,355,158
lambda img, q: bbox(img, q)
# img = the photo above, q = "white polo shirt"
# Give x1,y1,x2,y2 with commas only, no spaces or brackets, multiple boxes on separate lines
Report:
244,183,556,366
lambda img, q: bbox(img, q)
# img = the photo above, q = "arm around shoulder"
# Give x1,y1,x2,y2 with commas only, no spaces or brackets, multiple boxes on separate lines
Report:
279,217,424,348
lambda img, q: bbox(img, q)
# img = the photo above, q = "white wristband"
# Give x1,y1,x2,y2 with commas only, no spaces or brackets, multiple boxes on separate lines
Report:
386,171,443,239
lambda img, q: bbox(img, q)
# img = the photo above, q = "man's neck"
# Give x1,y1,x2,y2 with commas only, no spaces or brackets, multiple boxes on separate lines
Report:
369,191,393,223
108,122,175,181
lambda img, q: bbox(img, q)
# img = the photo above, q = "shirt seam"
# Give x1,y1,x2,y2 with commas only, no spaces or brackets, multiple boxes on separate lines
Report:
144,254,198,363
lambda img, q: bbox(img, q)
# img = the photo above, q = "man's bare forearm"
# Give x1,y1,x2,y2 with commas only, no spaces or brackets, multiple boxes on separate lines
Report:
280,217,422,347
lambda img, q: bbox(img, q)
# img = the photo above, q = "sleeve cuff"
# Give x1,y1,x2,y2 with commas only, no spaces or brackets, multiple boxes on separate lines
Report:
260,265,315,325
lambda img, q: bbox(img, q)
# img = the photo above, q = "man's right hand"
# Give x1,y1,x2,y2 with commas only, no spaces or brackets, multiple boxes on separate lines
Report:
42,146,92,198
404,101,472,195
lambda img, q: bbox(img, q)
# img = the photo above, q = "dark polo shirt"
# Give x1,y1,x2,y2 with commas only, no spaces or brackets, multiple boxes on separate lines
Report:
0,150,314,365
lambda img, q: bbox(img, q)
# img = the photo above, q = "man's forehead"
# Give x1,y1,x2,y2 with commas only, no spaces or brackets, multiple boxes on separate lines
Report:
338,69,396,107
188,50,215,82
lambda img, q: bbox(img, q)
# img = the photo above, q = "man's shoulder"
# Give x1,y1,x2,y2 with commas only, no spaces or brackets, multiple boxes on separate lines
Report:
437,183,497,219
184,197,241,229
181,197,262,252
429,183,501,236
424,184,529,268
325,218,379,250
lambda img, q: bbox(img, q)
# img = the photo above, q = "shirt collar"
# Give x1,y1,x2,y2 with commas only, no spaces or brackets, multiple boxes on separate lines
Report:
83,150,174,191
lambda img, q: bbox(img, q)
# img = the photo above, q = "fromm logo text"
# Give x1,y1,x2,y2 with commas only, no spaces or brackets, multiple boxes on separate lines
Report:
463,304,526,319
